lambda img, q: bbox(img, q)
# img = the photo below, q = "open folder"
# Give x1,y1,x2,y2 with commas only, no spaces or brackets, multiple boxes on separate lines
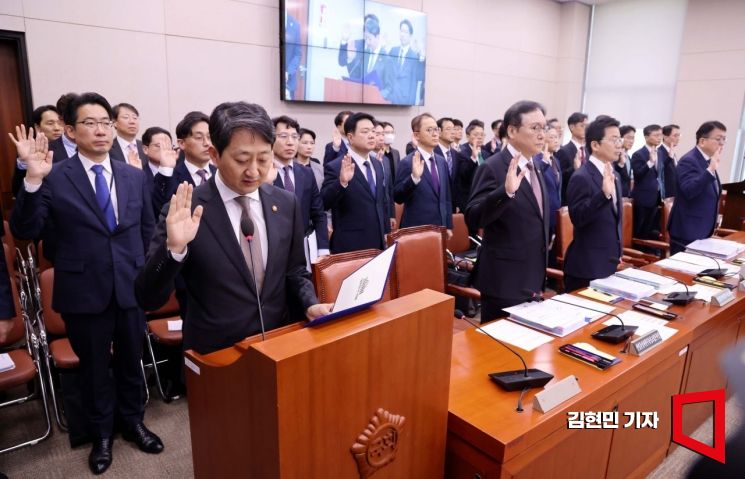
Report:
306,243,398,327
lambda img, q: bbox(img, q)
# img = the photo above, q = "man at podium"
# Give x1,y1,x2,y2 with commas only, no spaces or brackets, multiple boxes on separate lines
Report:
136,101,331,354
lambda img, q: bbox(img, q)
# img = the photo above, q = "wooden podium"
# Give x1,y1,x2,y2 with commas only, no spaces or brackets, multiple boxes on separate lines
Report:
184,289,454,478
721,180,745,229
323,78,391,104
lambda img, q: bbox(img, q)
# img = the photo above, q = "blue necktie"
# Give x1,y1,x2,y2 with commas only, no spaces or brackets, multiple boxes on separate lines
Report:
363,160,376,196
446,149,453,175
91,164,117,231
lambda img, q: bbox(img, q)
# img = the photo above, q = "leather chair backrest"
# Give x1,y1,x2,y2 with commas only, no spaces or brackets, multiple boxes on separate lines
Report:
447,213,471,253
386,225,446,297
40,268,66,336
554,207,573,260
660,198,674,242
394,203,403,232
146,292,180,319
312,249,392,304
0,244,24,346
622,199,633,247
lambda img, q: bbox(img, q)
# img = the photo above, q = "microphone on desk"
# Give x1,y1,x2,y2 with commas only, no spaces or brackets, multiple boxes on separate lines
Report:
655,272,697,306
241,216,267,341
668,237,727,279
453,309,553,393
522,289,637,345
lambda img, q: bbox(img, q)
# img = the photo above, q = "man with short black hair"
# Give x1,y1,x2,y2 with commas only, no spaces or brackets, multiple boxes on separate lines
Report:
323,110,353,163
111,102,147,167
321,112,390,253
10,92,160,474
555,112,588,204
436,117,458,194
453,120,484,214
660,124,681,198
452,118,464,151
379,121,401,174
482,119,503,157
631,124,663,240
466,101,550,320
667,121,726,254
614,125,635,197
11,105,63,195
563,115,623,292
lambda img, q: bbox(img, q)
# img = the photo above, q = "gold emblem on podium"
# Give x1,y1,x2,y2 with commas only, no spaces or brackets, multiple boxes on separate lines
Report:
350,408,406,478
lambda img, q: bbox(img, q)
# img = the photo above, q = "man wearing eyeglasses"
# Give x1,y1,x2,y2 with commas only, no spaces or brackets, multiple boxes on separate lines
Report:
270,115,329,257
393,113,453,236
563,115,624,292
151,111,216,216
10,92,161,475
466,101,550,321
667,121,726,255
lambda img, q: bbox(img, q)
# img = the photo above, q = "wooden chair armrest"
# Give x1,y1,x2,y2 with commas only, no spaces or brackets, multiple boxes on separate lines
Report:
714,228,738,237
620,255,647,268
622,247,658,263
546,267,564,280
446,284,481,300
632,238,670,252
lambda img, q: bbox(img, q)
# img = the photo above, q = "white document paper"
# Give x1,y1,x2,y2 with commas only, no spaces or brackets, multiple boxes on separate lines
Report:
0,353,15,372
686,238,745,260
656,258,707,275
304,230,319,272
590,275,657,300
331,244,396,313
167,320,183,332
603,310,678,341
478,320,554,351
615,268,678,288
669,252,739,275
657,283,721,302
504,294,613,337
551,294,616,314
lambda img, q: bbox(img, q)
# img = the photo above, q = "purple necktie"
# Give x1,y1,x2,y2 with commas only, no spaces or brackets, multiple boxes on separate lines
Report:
283,165,295,193
364,161,376,196
196,169,208,185
430,157,440,193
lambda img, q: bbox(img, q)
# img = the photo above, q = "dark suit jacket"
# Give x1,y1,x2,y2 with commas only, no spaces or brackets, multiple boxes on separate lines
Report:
338,39,364,80
659,145,677,198
533,153,562,231
284,14,302,97
152,159,217,218
323,141,347,164
554,141,581,206
373,154,395,220
384,147,401,176
453,144,479,213
613,154,632,197
481,140,502,158
321,155,389,253
563,162,623,280
11,136,72,197
387,46,421,104
136,181,317,354
630,146,660,207
668,147,721,242
465,149,549,301
273,163,329,249
11,155,154,314
393,151,453,229
109,138,147,165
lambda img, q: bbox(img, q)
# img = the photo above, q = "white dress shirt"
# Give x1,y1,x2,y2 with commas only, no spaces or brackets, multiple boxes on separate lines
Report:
116,136,138,164
411,147,438,185
274,159,296,188
588,155,616,203
62,134,77,158
348,148,376,185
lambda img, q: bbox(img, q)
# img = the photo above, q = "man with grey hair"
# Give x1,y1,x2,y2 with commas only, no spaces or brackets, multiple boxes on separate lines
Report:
136,101,331,355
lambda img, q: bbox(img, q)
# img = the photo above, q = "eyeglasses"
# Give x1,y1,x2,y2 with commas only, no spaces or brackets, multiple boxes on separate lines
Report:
704,136,727,144
147,143,175,150
604,137,623,145
277,133,300,141
415,127,440,135
524,124,550,135
77,119,114,130
189,134,211,143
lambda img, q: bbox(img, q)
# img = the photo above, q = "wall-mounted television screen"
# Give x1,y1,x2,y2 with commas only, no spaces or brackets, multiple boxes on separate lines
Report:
281,0,427,106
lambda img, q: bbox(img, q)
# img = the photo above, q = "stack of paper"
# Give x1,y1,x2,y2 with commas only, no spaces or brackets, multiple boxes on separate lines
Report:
686,238,745,260
0,353,15,373
504,294,615,337
670,252,739,275
602,310,678,341
477,320,554,351
656,258,707,275
590,275,657,300
614,268,678,289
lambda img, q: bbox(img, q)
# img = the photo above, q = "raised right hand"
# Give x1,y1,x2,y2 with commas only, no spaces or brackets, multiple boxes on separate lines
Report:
339,154,355,186
166,182,204,254
411,150,424,179
159,140,178,168
505,154,527,196
9,126,54,184
332,127,342,149
8,124,35,163
708,147,721,172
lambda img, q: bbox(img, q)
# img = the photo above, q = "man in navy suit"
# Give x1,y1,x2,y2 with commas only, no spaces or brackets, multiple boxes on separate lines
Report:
323,110,352,164
137,101,330,353
321,112,390,254
482,119,503,158
271,115,329,255
387,19,424,105
668,121,726,254
660,124,681,198
435,117,458,199
393,113,453,236
630,124,663,240
110,103,148,166
11,105,67,196
466,101,550,321
338,14,381,81
380,121,402,176
10,92,161,474
554,112,588,206
373,121,396,230
140,126,175,215
613,125,635,197
563,115,624,292
533,126,562,241
453,120,485,214
152,111,216,215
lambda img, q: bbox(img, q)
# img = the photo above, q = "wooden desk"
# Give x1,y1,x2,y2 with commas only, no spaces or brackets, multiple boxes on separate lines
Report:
447,232,745,479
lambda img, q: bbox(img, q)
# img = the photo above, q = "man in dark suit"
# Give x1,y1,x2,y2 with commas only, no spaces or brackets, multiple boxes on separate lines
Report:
10,92,161,474
661,124,681,198
534,127,562,241
466,101,550,321
152,111,216,215
630,124,663,240
453,120,484,215
11,105,67,196
563,115,624,292
136,101,330,354
613,125,635,197
373,121,396,231
338,14,381,81
110,103,147,166
271,115,329,255
140,126,175,215
323,110,352,164
482,119,503,157
387,19,424,105
380,121,401,175
321,112,390,254
451,119,464,152
668,121,726,255
554,112,588,205
393,113,453,235
435,117,459,208
284,13,302,100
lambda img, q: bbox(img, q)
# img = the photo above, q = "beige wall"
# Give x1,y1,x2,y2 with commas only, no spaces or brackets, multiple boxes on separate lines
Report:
0,0,589,155
672,0,745,182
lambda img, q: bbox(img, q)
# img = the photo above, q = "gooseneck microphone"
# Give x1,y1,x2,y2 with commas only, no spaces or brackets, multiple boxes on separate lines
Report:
241,216,266,341
454,309,553,395
668,237,727,279
523,289,637,345
656,273,696,305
